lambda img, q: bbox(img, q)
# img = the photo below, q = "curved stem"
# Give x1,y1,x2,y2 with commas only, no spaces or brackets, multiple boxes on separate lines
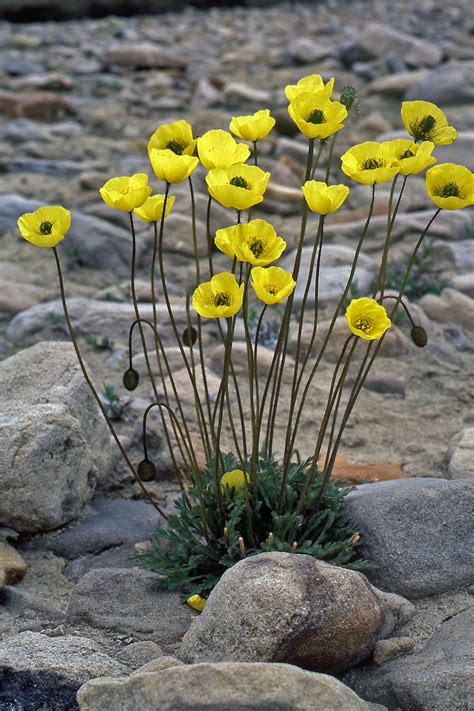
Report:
53,247,167,518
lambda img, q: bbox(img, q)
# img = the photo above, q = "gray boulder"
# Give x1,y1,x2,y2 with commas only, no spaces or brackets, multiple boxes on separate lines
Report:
178,552,410,673
346,607,474,711
405,61,474,105
0,193,132,276
66,567,193,647
448,428,474,479
0,341,111,533
0,631,126,711
346,478,474,597
345,23,442,67
77,662,384,711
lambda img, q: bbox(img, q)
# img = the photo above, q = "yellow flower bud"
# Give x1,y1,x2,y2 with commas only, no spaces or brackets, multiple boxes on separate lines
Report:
221,469,249,494
401,100,457,145
340,142,399,185
346,297,391,340
302,180,349,214
149,150,199,184
229,109,276,142
206,164,270,210
186,594,206,612
425,163,473,210
17,205,71,248
251,266,296,305
192,272,244,319
133,194,175,222
99,174,152,212
197,129,250,170
215,219,286,266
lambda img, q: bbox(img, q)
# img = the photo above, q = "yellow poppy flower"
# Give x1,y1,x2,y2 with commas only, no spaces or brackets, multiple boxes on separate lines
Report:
197,129,250,170
133,194,175,222
99,173,152,211
186,594,206,612
285,74,334,102
425,163,474,210
149,150,199,184
346,297,391,340
340,142,399,185
215,219,286,266
302,180,350,214
147,119,196,157
288,93,347,140
382,139,436,175
229,109,276,142
401,101,457,145
192,272,244,318
17,205,71,248
221,469,249,493
251,266,296,305
206,164,270,210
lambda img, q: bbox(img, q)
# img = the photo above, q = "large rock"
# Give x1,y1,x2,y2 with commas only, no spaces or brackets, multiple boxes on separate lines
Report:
6,297,187,348
280,245,376,308
77,662,383,711
178,552,409,673
66,567,193,646
0,542,27,585
405,61,474,104
0,631,126,711
346,608,474,711
0,342,111,533
448,427,474,479
103,43,187,70
419,288,474,330
346,478,474,597
346,23,442,67
0,194,132,276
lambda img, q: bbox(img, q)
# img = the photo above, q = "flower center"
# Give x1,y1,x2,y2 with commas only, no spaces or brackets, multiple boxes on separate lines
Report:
230,176,249,189
401,149,415,159
167,140,184,155
363,158,383,170
411,114,436,141
439,182,460,198
39,220,53,235
266,284,278,295
307,109,325,125
250,239,265,258
354,317,371,333
214,292,231,307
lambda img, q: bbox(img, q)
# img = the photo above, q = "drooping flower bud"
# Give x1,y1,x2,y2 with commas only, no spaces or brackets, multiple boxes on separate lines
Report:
137,459,157,482
411,325,428,348
182,326,198,347
340,86,357,112
123,367,139,391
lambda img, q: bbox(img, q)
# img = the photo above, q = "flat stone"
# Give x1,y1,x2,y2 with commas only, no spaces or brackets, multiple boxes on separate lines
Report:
372,636,415,666
0,631,126,711
349,23,442,67
368,70,429,95
346,478,474,597
66,567,193,646
419,288,474,330
0,542,27,585
77,662,381,711
448,427,474,479
405,60,474,104
346,608,474,711
103,43,187,70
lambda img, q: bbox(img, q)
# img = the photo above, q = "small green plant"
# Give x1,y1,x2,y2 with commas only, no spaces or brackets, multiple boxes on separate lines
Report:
46,310,67,334
386,238,447,301
136,453,370,599
84,334,112,350
101,383,127,420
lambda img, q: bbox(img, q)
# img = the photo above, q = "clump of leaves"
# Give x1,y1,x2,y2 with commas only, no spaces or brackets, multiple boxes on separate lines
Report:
136,454,371,600
101,383,127,420
84,334,112,350
386,238,447,301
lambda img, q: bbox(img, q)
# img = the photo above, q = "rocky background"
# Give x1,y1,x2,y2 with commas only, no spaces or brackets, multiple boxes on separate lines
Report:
0,0,473,709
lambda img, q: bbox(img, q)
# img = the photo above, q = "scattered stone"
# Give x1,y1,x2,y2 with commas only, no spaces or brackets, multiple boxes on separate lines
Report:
346,608,474,711
131,655,184,675
368,69,429,95
419,288,474,330
179,552,407,673
363,373,406,396
443,323,474,352
450,272,474,298
103,44,187,70
210,341,295,381
66,567,193,646
448,427,474,479
0,342,111,533
0,543,27,585
77,662,381,711
223,82,272,106
0,90,75,119
348,23,442,67
346,478,474,597
372,636,415,666
285,38,335,65
0,631,127,711
117,641,164,669
405,60,474,104
0,586,65,622
0,270,50,317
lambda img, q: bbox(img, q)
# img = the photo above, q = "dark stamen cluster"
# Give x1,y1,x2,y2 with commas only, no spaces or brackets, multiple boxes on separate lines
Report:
411,115,436,142
40,221,53,235
363,158,382,170
439,182,460,198
307,109,325,125
167,140,185,155
230,176,249,189
250,240,265,258
215,293,230,307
